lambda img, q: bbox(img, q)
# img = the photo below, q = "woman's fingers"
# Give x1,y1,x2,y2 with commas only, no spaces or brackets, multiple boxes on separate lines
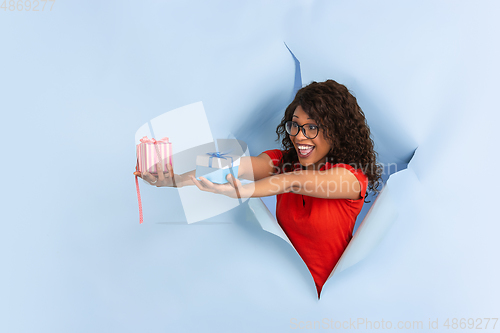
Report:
135,164,174,187
142,171,158,185
198,176,214,189
156,162,174,177
190,175,207,191
167,163,177,187
157,163,165,182
189,175,241,198
156,162,176,187
133,170,152,181
191,176,214,190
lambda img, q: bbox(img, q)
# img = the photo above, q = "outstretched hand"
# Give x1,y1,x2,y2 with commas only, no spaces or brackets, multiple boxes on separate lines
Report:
189,173,246,199
133,162,177,187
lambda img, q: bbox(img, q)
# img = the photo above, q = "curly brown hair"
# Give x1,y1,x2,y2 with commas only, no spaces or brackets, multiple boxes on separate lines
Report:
276,80,382,199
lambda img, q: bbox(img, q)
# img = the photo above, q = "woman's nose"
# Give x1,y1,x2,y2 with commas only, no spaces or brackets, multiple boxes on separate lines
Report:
295,128,308,140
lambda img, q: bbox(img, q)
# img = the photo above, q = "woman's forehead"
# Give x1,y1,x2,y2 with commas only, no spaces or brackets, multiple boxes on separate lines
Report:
293,106,318,124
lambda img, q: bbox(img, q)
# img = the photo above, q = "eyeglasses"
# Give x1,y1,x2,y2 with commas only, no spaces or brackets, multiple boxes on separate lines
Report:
285,121,320,139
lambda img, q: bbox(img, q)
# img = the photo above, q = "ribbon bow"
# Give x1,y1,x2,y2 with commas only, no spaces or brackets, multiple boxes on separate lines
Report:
140,136,169,144
206,150,233,168
206,151,231,159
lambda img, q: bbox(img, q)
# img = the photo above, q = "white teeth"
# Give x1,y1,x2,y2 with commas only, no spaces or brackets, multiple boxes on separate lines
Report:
297,145,314,156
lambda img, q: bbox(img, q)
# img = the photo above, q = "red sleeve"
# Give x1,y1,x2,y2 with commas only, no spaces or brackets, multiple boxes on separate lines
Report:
330,163,368,200
262,149,283,168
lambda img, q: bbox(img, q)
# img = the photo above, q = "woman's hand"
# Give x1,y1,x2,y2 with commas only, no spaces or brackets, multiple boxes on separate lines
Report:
189,174,248,198
133,162,177,187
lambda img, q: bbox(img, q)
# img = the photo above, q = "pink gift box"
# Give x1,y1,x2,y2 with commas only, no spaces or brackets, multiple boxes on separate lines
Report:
136,136,172,174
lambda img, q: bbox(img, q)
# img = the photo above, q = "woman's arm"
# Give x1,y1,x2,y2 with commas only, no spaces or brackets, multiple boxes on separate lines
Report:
191,166,362,200
170,169,196,188
134,152,276,188
237,153,276,181
249,167,362,199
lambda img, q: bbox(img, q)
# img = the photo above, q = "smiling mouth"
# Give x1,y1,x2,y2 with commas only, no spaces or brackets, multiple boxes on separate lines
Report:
297,144,315,157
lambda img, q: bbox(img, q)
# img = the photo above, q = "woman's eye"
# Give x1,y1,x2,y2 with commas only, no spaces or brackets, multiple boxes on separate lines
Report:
292,122,299,128
308,125,318,130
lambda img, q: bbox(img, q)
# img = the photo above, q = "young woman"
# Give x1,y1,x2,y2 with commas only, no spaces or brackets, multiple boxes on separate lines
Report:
135,80,382,297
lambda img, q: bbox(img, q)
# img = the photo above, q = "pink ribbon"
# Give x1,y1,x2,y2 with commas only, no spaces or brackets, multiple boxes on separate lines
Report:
135,172,144,224
140,136,169,144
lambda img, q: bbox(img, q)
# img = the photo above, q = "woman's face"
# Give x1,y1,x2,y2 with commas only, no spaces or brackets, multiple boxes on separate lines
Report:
290,105,332,170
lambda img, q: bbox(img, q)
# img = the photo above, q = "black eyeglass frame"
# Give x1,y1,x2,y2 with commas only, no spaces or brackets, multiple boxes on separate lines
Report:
285,121,321,139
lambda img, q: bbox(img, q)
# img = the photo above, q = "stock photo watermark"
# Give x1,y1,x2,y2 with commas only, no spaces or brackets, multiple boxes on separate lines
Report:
1,0,55,11
290,317,499,330
266,161,396,196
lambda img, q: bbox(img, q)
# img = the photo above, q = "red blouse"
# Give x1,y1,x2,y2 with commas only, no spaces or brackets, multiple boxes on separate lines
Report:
263,149,368,297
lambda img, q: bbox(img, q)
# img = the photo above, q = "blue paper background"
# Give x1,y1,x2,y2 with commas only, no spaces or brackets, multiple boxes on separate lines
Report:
1,1,499,332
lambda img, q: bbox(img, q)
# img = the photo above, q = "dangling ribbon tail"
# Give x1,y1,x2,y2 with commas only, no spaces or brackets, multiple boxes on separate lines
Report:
135,165,144,224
